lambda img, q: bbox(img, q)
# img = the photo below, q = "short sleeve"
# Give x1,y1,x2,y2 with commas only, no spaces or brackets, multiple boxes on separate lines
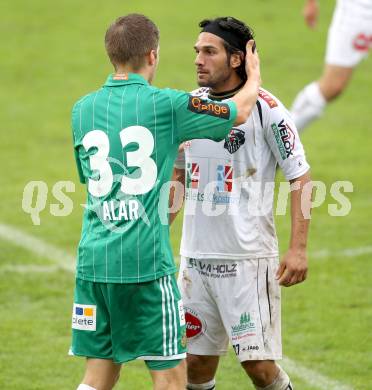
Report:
264,102,310,180
166,89,237,143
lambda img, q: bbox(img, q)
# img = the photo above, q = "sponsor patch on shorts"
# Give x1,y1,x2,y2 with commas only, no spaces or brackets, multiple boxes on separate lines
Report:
231,312,257,341
187,96,230,119
185,307,206,339
72,303,96,331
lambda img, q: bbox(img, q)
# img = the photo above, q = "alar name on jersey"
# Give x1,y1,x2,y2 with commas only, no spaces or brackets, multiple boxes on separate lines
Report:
102,200,139,221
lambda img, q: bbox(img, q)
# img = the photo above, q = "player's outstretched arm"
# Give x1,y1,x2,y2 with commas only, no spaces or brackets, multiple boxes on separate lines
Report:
231,40,261,126
276,171,312,287
303,0,319,29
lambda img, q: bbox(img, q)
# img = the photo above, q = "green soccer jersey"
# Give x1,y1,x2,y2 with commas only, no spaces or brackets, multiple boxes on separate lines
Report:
72,73,237,283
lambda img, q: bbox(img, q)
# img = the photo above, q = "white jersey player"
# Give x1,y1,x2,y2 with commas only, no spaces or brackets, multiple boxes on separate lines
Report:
291,0,372,132
172,17,312,390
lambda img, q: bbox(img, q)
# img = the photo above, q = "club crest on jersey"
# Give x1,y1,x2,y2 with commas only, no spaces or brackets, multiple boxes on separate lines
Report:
216,164,233,192
271,119,295,160
224,128,245,154
186,162,200,189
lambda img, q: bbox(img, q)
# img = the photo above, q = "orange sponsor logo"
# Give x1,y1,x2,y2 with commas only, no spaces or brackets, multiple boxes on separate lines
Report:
258,89,278,109
189,97,229,118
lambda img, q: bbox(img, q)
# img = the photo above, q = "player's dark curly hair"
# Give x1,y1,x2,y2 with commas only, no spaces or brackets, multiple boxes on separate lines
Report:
199,17,255,82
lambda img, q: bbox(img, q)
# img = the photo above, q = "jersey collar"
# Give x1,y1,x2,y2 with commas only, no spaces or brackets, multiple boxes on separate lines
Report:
104,73,149,87
208,81,245,101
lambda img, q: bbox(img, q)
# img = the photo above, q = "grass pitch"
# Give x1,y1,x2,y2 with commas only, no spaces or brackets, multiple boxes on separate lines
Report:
0,0,371,389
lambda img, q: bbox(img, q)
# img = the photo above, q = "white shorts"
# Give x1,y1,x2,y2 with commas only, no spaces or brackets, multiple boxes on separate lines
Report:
178,257,282,362
326,0,372,67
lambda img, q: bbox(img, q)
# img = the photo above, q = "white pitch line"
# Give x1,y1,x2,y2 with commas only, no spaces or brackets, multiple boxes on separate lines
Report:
0,222,358,390
282,357,354,390
311,245,372,259
0,264,59,273
0,223,75,272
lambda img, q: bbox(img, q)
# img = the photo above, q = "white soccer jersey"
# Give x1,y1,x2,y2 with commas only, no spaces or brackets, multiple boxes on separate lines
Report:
177,88,310,260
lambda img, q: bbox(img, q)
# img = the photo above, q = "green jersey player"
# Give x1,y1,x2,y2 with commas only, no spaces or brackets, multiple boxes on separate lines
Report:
70,13,261,390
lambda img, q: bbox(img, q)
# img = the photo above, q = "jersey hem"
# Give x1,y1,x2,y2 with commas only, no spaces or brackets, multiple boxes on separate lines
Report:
75,266,177,284
179,251,279,260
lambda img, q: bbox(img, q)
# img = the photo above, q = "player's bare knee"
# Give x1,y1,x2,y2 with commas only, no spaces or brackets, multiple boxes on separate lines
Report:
82,360,120,390
81,371,118,390
241,360,278,385
153,363,187,390
173,359,187,385
187,355,217,382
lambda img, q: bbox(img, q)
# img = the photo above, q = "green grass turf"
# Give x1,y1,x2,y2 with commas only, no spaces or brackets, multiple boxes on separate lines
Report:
1,0,371,388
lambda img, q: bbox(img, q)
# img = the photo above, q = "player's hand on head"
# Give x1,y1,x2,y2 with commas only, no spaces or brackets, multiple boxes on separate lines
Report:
303,0,319,29
276,249,308,287
245,40,261,87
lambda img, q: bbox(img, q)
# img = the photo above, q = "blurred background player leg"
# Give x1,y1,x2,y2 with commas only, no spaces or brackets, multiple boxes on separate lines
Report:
290,0,372,133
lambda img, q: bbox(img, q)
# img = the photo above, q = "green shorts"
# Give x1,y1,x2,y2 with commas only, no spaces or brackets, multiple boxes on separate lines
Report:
70,275,187,366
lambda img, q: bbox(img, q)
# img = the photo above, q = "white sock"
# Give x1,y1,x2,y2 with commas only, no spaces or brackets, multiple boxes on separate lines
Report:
254,365,293,390
290,82,326,133
77,385,97,390
187,378,216,389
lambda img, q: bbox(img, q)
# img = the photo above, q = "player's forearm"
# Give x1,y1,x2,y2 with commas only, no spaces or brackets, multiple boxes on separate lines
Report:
169,168,185,225
231,39,261,126
289,171,312,250
231,77,261,125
